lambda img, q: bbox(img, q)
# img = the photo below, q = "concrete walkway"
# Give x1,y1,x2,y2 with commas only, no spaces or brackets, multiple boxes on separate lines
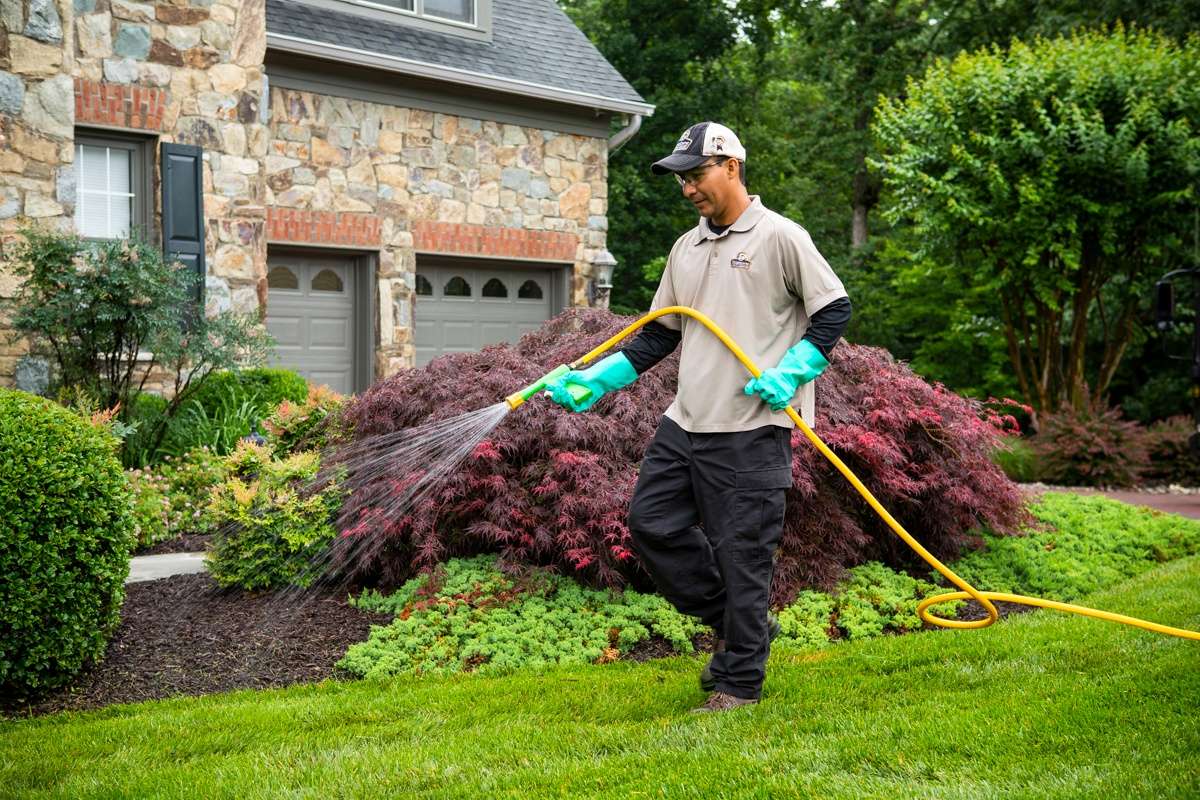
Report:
126,552,207,584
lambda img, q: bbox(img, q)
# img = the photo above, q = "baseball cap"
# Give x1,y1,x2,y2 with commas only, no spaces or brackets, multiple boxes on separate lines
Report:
651,121,747,175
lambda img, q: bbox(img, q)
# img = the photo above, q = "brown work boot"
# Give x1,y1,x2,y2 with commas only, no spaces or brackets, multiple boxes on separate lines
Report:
691,691,759,713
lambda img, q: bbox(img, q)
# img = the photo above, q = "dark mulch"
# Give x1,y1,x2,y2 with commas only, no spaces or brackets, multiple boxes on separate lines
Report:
4,573,390,719
136,532,215,556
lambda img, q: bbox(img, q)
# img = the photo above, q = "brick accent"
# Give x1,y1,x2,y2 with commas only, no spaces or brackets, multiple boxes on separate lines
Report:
266,208,382,247
74,78,168,131
412,221,577,261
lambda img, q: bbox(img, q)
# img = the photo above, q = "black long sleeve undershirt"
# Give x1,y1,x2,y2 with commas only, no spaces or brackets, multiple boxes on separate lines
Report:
619,296,852,375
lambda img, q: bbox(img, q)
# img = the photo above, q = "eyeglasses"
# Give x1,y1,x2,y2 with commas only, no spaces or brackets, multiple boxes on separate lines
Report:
674,159,726,187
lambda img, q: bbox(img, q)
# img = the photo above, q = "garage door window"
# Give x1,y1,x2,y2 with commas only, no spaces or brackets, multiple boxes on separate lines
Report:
312,268,344,292
482,278,507,298
445,276,471,297
518,279,543,300
268,265,299,290
416,274,433,296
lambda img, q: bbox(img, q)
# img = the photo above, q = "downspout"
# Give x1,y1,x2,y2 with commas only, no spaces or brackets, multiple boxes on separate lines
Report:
608,113,642,153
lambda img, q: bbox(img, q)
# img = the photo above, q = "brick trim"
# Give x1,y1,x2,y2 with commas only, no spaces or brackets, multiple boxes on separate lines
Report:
412,221,577,261
74,79,167,132
267,208,382,248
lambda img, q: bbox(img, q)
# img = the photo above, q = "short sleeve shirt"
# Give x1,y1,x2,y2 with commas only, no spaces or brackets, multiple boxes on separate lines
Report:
649,196,847,433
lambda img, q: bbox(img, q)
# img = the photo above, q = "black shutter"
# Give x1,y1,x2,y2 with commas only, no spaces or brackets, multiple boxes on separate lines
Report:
161,142,205,304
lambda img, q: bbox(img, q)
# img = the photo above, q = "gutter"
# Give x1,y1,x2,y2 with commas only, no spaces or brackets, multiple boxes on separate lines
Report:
608,113,642,153
266,32,656,118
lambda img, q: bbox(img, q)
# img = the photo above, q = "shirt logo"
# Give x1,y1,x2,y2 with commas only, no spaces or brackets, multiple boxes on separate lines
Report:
730,252,752,270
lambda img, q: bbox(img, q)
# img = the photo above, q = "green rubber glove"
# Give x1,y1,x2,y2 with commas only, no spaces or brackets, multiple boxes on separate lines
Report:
743,339,829,411
546,352,639,412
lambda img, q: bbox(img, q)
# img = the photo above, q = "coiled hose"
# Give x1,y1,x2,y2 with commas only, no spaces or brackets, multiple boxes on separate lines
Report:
562,305,1200,641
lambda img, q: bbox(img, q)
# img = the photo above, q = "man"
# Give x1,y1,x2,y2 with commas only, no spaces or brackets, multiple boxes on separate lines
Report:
547,122,851,712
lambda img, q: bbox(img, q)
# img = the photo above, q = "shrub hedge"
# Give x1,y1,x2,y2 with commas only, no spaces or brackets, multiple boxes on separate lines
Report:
0,389,133,700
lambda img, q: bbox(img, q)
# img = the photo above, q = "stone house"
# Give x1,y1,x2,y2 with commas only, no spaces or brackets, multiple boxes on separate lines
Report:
0,0,652,393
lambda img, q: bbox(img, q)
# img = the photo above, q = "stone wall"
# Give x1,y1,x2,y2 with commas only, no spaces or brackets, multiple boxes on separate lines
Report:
264,87,608,374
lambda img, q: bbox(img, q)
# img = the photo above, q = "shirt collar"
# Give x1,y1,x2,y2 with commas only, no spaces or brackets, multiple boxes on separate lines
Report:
695,196,765,244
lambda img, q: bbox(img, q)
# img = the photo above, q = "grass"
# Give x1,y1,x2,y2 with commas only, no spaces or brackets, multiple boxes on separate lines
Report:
3,556,1198,799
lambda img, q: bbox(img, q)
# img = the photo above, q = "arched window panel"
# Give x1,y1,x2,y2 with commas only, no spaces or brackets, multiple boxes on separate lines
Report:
517,279,543,300
416,274,433,296
444,276,471,297
482,278,508,298
268,265,299,290
311,268,344,292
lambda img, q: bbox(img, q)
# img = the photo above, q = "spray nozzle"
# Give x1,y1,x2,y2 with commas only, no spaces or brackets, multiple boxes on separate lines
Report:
505,364,591,409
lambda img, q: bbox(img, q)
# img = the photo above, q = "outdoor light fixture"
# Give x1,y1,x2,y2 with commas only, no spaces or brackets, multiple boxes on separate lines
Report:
590,249,617,306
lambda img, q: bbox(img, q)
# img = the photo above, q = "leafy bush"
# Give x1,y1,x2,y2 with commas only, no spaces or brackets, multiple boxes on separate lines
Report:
206,442,345,590
127,447,228,549
333,309,1027,605
1139,416,1200,487
1032,402,1149,487
943,492,1200,602
992,434,1040,483
338,555,706,678
121,392,169,468
157,369,309,459
262,384,347,456
0,389,133,699
1,228,273,461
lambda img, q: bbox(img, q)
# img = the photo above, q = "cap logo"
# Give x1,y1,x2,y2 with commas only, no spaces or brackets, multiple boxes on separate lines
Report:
711,135,726,152
674,135,693,152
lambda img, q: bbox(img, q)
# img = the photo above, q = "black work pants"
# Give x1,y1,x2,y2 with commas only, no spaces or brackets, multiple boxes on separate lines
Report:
627,416,792,700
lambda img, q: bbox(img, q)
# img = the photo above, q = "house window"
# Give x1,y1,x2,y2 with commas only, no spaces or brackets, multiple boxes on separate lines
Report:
348,0,481,30
75,134,151,240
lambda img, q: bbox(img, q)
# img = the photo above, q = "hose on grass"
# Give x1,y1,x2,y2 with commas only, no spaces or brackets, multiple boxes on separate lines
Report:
559,305,1200,642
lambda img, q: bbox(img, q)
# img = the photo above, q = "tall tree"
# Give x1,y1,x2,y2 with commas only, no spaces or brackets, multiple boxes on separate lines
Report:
558,0,743,313
873,28,1200,414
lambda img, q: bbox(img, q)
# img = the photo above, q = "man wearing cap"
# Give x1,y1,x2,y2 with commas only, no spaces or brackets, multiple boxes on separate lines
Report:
547,122,851,712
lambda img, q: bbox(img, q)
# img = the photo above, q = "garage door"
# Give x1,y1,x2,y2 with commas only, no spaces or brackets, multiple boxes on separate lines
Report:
415,264,556,367
265,255,356,394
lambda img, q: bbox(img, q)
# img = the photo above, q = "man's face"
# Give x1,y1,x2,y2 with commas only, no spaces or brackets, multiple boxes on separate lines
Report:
676,158,737,219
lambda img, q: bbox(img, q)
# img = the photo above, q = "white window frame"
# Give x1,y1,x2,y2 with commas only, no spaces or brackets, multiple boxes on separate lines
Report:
74,131,154,243
329,0,491,40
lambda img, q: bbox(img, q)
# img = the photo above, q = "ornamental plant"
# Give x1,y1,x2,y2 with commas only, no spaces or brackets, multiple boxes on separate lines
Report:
1032,401,1149,487
333,309,1026,606
1,228,273,462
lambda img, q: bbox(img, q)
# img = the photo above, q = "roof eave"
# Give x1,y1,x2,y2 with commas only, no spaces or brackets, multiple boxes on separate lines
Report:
265,32,655,118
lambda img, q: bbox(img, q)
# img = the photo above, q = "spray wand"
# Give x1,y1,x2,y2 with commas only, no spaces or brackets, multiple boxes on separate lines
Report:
506,305,1200,642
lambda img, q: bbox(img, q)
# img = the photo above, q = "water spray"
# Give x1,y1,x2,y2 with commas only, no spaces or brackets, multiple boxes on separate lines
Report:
508,305,1200,642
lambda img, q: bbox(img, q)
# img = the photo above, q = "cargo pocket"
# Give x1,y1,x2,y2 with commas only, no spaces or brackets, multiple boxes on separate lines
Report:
731,466,792,563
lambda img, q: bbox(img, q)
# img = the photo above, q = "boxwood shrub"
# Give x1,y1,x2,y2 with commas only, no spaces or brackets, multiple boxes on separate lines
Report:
0,389,133,700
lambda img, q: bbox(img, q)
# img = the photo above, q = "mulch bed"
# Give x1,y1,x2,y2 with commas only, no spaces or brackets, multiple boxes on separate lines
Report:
6,570,1034,719
136,532,215,556
4,573,390,719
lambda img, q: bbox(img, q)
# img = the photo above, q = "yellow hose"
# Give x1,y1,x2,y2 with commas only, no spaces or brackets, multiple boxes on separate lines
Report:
572,305,1200,641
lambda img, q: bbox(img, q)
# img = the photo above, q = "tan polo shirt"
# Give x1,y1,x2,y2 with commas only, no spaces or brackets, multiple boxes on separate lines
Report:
649,196,847,433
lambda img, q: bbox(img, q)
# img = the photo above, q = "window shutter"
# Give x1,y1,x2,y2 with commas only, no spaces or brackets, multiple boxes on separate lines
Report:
160,142,206,303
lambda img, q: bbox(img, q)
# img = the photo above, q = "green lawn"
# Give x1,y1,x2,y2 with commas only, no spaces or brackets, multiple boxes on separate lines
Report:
3,557,1198,799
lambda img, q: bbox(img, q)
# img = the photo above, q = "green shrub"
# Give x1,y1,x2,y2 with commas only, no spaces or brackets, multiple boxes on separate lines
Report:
121,392,169,469
339,555,706,678
942,492,1200,602
1,228,273,462
0,389,133,699
262,384,347,456
206,442,344,590
775,591,836,651
127,447,227,550
158,369,309,459
992,434,1039,483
